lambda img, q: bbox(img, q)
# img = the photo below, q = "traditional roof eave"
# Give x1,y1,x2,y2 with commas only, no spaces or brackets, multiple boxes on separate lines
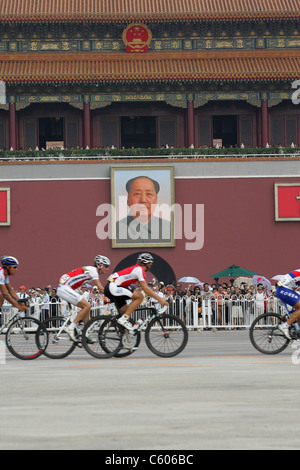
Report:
0,50,299,85
0,0,299,23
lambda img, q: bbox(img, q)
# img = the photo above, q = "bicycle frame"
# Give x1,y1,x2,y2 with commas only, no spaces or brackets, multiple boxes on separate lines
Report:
110,305,169,333
0,311,22,334
83,304,188,359
279,300,300,334
46,314,72,341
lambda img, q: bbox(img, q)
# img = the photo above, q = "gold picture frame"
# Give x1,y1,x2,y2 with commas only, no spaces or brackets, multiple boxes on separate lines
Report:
111,166,175,248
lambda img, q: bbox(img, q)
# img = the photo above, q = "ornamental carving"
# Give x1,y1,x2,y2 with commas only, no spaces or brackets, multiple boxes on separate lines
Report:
122,24,152,53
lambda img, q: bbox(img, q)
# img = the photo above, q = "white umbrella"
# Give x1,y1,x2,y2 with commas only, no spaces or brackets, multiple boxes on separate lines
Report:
251,275,272,291
271,275,283,281
195,282,204,288
178,276,201,284
234,276,252,287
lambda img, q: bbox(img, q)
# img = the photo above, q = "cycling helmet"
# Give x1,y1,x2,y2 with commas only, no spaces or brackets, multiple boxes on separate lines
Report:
137,253,154,265
94,255,111,268
1,256,19,268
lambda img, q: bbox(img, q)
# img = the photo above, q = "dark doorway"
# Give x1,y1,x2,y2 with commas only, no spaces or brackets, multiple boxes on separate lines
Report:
39,117,64,149
121,116,156,148
113,252,176,286
213,115,238,147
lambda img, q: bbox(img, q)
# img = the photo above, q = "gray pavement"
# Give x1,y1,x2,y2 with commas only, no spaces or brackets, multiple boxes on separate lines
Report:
0,330,299,451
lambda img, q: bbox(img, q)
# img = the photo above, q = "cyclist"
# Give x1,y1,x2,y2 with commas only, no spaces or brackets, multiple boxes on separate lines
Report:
56,255,110,341
276,269,300,339
104,253,168,332
0,256,28,313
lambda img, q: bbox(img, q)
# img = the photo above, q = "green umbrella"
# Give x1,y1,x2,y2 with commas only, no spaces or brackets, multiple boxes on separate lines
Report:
210,264,258,278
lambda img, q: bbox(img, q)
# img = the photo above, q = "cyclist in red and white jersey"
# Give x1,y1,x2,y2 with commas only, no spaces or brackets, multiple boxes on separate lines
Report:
0,256,27,314
104,253,168,331
276,269,300,339
57,255,110,341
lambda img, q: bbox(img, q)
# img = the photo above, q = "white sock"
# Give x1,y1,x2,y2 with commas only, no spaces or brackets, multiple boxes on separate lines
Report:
69,322,76,330
283,322,290,328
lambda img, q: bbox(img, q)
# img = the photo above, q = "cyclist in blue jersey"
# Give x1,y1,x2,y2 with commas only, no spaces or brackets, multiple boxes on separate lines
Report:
0,256,27,314
276,269,300,339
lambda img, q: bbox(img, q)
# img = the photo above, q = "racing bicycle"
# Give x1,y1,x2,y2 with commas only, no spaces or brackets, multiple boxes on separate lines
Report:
0,300,48,360
249,300,300,354
40,311,120,359
82,305,189,359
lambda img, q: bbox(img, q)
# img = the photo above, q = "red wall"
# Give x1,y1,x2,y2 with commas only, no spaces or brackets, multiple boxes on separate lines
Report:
0,177,298,288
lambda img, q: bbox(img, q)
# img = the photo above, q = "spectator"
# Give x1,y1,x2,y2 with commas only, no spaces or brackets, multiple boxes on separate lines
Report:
173,283,185,317
213,285,226,325
239,282,247,295
18,286,29,300
213,277,222,288
193,285,201,297
201,283,213,328
50,288,61,317
40,287,50,321
184,288,193,325
254,284,266,316
245,286,255,323
193,285,202,328
165,285,175,315
31,290,42,319
230,286,243,326
151,284,165,312
224,287,232,324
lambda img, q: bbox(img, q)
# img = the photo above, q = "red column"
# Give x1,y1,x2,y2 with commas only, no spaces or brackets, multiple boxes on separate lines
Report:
9,103,17,150
186,100,195,148
261,99,269,148
256,107,261,148
83,101,91,149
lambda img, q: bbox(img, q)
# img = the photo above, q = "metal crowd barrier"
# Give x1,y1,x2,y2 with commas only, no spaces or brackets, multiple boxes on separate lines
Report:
166,295,282,330
0,295,285,330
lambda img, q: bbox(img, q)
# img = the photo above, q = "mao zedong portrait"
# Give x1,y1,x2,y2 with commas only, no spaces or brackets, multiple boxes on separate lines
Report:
115,175,173,245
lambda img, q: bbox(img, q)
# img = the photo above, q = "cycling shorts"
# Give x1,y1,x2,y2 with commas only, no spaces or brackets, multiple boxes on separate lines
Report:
104,282,133,309
276,285,300,307
57,284,83,306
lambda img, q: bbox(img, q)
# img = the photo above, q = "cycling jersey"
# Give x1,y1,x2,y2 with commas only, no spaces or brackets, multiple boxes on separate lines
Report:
276,269,300,308
108,264,146,288
278,270,300,290
105,264,145,309
58,266,99,290
0,267,9,285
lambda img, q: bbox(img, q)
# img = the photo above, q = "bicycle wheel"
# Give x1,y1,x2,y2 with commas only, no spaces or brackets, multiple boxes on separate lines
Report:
41,316,77,359
114,318,141,358
6,316,48,360
82,315,123,359
249,312,290,355
145,314,188,358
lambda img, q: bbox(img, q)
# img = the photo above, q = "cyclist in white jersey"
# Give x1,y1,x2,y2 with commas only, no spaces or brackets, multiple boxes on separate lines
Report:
276,269,300,339
57,255,110,341
104,253,168,331
0,256,27,314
